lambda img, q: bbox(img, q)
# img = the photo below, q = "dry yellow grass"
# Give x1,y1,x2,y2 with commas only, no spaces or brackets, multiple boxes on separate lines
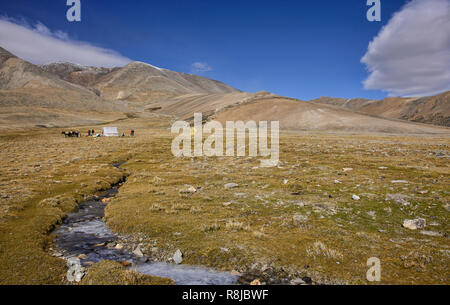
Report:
0,115,448,284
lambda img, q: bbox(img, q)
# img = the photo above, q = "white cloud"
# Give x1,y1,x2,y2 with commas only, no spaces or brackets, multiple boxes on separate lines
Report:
0,18,131,67
190,61,212,74
361,0,450,97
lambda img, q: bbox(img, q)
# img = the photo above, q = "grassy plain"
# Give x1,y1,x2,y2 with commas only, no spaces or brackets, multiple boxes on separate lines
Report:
0,115,448,284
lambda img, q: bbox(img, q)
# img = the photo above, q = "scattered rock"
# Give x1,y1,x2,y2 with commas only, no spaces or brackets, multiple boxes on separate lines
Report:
352,195,360,201
179,185,197,194
66,257,85,283
402,218,426,230
378,166,388,170
291,278,306,285
342,168,353,172
222,201,232,207
224,183,239,189
173,249,183,264
420,230,442,237
115,243,124,250
334,180,341,184
391,180,409,184
132,247,144,258
385,193,410,206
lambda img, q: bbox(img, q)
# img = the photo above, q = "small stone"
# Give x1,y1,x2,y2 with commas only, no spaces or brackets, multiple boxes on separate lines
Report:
224,183,239,189
133,247,144,257
378,166,388,170
342,168,353,172
115,243,124,250
367,211,376,219
385,194,410,206
179,185,197,194
291,278,306,285
391,180,409,184
173,249,183,264
402,218,426,230
352,195,360,201
420,230,442,237
222,201,232,207
67,257,80,268
334,180,341,184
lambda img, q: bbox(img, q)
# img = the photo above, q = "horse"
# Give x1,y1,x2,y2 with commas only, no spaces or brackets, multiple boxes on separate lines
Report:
61,131,80,138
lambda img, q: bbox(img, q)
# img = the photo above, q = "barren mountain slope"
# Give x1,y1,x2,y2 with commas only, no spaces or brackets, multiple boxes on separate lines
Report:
310,92,450,127
214,97,449,134
310,97,374,111
358,92,450,127
148,91,275,120
0,47,129,129
40,62,118,88
91,62,239,102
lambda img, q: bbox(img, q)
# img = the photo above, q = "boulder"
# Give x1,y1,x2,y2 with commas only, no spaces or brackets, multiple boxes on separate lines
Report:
402,218,426,230
173,249,183,264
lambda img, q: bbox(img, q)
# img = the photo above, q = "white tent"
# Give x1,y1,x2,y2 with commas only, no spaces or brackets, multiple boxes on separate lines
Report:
103,127,119,137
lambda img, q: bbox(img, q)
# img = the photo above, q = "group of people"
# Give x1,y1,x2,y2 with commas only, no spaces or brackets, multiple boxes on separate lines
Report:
120,129,135,137
62,129,135,138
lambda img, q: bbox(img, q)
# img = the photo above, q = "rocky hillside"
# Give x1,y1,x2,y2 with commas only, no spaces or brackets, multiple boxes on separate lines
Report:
40,61,240,103
214,96,449,134
40,62,117,88
0,47,128,129
310,92,450,127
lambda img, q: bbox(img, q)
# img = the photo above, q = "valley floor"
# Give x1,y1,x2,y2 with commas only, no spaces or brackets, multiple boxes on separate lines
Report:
0,116,448,284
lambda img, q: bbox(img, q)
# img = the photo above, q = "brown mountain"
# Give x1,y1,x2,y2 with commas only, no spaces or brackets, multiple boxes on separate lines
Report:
310,92,450,127
40,61,240,103
214,96,448,134
0,46,448,134
0,47,128,129
40,62,117,88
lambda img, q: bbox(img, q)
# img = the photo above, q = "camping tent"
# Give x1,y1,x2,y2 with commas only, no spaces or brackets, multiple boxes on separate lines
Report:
103,127,119,137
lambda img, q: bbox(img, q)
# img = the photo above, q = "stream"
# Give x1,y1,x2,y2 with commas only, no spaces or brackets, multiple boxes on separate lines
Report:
52,165,239,285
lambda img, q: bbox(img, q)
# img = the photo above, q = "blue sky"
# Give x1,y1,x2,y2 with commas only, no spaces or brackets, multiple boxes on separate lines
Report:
1,0,441,100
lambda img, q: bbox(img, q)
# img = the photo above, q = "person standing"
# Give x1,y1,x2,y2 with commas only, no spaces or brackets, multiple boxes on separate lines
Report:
130,129,135,137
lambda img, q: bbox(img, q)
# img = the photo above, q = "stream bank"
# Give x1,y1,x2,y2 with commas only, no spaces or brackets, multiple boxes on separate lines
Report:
51,165,239,285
